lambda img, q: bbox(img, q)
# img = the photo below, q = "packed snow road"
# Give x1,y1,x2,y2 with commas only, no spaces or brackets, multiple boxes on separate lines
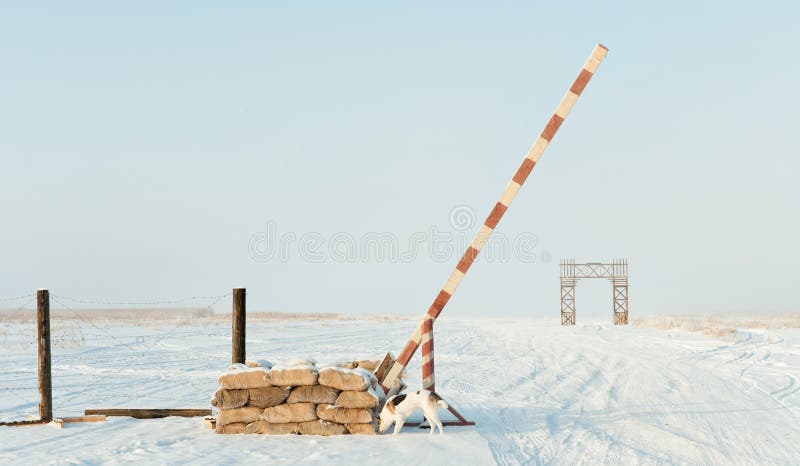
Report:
1,317,799,465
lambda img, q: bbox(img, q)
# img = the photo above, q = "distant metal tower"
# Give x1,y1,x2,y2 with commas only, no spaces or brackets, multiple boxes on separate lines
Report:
560,259,629,325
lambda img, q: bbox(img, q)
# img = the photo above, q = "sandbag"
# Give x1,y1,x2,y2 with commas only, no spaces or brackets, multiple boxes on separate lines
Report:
335,390,378,409
266,366,318,386
318,367,373,391
316,404,373,424
218,368,271,389
244,421,299,435
287,359,316,367
339,359,380,372
210,388,249,409
261,403,318,423
355,360,381,372
216,406,263,426
245,359,273,369
247,387,290,408
215,422,246,434
286,385,340,405
336,360,356,370
345,422,377,435
298,420,348,436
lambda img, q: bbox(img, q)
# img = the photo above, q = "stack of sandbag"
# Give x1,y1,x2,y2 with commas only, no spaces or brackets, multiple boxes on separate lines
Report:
212,357,399,436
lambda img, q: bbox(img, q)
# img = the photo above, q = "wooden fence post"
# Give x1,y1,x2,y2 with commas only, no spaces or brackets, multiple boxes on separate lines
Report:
37,289,53,422
232,288,246,364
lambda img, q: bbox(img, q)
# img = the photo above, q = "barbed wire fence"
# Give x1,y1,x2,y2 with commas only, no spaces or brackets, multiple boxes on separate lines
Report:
0,289,236,425
0,293,40,424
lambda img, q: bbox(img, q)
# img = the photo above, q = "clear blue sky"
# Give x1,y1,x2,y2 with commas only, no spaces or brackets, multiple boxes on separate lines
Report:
1,2,798,318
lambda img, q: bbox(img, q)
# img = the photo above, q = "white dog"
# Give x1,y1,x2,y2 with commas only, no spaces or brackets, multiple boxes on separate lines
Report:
378,389,448,435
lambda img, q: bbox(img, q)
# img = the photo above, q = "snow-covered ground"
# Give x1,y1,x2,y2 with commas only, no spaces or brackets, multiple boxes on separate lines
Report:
1,316,799,465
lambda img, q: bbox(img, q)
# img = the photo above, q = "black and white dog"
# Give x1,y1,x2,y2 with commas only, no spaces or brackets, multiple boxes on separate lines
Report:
378,389,448,435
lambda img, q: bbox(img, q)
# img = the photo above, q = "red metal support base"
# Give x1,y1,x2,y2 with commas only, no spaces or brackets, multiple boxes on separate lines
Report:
404,404,476,427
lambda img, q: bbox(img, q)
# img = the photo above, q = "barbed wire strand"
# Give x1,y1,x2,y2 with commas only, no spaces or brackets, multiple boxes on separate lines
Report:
51,293,233,307
2,291,231,422
51,291,231,371
0,385,40,410
0,296,37,324
50,296,140,350
132,292,232,355
0,293,36,303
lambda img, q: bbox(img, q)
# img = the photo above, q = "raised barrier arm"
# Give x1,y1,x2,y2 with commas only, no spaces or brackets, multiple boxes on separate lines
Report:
381,44,609,392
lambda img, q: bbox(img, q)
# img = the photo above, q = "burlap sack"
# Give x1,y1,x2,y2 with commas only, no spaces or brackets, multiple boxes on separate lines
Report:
261,403,318,423
316,404,373,424
215,422,246,434
266,366,318,386
244,421,299,435
286,385,340,405
298,420,348,436
339,359,379,371
355,360,381,372
356,368,378,387
211,388,249,409
216,406,263,426
245,359,273,369
335,390,378,409
318,367,372,391
345,422,377,435
218,368,271,389
248,387,290,408
288,359,316,367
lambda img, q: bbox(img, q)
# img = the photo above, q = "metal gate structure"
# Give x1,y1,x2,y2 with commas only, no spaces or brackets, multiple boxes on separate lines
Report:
560,259,629,325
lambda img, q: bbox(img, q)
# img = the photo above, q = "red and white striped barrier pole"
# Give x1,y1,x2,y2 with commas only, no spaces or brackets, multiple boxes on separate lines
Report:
381,44,609,393
421,318,435,391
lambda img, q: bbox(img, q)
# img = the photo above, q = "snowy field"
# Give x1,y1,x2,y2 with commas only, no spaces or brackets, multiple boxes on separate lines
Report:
2,315,800,465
